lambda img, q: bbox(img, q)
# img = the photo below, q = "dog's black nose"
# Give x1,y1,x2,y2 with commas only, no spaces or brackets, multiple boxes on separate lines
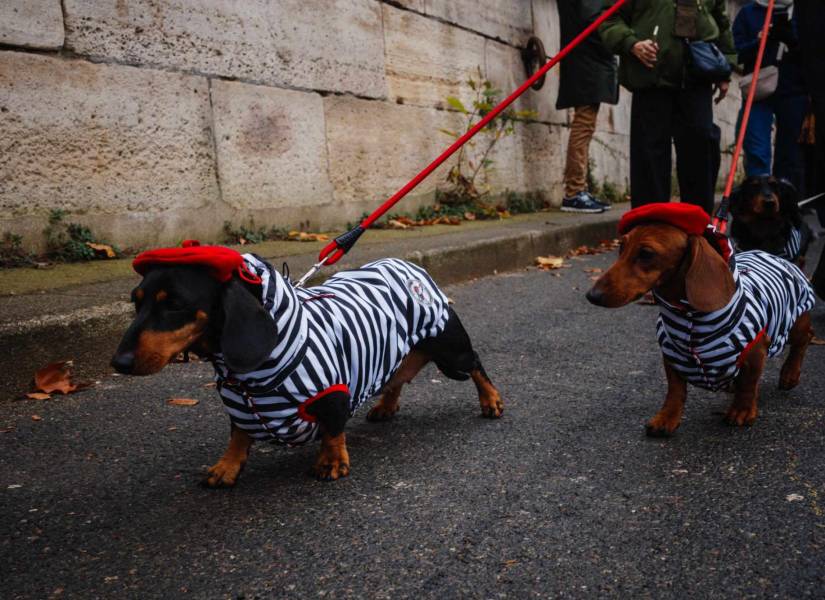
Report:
586,287,604,306
111,352,135,374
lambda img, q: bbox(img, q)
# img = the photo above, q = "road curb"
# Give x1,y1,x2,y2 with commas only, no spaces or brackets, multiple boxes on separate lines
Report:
1,215,620,400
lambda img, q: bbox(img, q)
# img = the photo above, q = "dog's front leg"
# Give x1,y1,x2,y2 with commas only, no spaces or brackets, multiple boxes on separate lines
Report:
306,389,351,481
204,424,252,488
727,335,769,426
646,359,687,437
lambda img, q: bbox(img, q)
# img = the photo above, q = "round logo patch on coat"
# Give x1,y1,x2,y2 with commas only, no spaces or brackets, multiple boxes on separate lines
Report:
406,278,434,306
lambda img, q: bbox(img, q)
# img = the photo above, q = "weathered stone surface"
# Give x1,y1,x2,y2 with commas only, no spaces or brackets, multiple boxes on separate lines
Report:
484,122,568,203
528,0,570,125
324,96,465,219
484,38,567,125
0,0,64,49
211,80,333,213
590,131,630,193
595,89,631,136
420,0,533,46
0,52,220,247
384,4,485,110
63,0,386,98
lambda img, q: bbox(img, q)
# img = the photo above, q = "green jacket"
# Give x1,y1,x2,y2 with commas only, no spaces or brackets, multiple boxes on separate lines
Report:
599,0,736,90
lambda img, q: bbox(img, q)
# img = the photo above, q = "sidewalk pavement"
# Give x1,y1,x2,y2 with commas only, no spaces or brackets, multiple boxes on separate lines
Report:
0,206,627,400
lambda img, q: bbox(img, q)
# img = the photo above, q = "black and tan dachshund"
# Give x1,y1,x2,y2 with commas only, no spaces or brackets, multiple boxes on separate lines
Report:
111,254,503,487
730,175,811,267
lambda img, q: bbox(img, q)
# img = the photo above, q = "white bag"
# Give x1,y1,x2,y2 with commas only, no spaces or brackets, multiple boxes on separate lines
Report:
738,65,779,101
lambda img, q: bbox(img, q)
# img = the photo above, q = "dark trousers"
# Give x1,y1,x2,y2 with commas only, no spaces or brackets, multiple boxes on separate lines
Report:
809,90,825,298
630,85,717,215
738,93,807,190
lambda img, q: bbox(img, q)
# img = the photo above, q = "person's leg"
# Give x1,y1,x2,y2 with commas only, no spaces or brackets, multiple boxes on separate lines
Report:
563,104,600,198
739,100,774,177
772,93,807,190
630,88,673,207
809,89,825,298
674,84,716,215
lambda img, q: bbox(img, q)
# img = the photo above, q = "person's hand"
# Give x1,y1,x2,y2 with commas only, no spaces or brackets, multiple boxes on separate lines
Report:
631,39,659,69
714,80,729,104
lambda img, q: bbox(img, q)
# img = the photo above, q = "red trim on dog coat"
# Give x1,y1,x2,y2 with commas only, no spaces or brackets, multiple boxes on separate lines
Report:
618,203,710,236
295,384,351,423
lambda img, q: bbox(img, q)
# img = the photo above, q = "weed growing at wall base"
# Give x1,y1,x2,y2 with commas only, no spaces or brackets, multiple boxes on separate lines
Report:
43,210,120,262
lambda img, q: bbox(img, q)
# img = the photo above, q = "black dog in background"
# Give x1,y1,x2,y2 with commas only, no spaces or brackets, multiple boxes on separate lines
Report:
730,175,812,268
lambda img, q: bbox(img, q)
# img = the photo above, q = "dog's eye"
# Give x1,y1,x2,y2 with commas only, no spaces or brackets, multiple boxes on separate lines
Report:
637,248,656,261
164,298,187,311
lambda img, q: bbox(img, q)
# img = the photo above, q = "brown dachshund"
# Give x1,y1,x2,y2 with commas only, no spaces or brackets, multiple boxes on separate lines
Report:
587,204,815,436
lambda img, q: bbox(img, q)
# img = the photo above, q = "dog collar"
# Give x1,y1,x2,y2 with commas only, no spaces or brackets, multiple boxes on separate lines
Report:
133,240,261,284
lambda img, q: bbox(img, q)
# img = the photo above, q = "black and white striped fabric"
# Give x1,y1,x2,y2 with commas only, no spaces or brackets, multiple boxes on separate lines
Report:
653,250,815,391
212,256,451,444
777,226,802,263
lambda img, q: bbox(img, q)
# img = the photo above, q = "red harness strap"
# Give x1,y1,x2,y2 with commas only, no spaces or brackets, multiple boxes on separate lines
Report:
736,328,767,368
296,384,350,423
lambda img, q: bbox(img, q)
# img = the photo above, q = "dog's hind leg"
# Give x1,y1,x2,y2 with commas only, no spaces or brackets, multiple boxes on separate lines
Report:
415,307,503,419
367,350,431,422
204,424,252,488
727,334,769,426
779,312,813,390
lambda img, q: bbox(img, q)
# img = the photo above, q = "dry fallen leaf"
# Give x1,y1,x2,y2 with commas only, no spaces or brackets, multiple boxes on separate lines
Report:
536,255,565,270
33,361,90,395
26,392,51,401
811,336,825,346
589,275,601,281
31,415,42,421
387,219,409,230
288,231,329,242
584,267,603,274
203,382,217,389
464,212,477,221
85,242,116,259
167,398,199,407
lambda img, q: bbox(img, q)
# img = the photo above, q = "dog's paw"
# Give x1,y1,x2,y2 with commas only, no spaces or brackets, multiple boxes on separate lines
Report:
203,458,244,488
724,405,758,427
645,413,680,437
312,457,350,482
480,392,504,419
366,402,399,422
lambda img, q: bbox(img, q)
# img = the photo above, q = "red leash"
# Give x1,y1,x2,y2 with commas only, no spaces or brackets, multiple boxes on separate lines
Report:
712,0,776,234
295,0,629,286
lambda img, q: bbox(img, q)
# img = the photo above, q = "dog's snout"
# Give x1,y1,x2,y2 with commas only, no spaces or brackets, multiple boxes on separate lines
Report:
111,352,135,374
586,286,604,306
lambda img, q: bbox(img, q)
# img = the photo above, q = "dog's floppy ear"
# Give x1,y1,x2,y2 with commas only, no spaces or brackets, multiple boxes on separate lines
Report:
685,235,736,312
220,278,278,373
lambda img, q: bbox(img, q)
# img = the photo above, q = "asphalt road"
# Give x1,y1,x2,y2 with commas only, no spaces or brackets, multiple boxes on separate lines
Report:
2,243,824,599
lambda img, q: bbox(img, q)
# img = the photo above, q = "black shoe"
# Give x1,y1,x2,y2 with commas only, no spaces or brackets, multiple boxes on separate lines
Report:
561,192,605,213
585,192,612,210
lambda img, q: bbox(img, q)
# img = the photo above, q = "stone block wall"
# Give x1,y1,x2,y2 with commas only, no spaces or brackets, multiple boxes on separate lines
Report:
0,0,743,250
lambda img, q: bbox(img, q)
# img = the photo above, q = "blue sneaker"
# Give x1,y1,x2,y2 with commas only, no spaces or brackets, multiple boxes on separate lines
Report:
561,192,605,213
585,192,612,210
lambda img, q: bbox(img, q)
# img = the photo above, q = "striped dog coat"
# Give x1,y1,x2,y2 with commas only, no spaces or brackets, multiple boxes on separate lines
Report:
654,250,815,391
213,256,451,444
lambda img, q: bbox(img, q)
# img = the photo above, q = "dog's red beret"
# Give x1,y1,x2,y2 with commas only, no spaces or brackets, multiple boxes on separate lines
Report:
618,203,710,236
133,240,244,283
